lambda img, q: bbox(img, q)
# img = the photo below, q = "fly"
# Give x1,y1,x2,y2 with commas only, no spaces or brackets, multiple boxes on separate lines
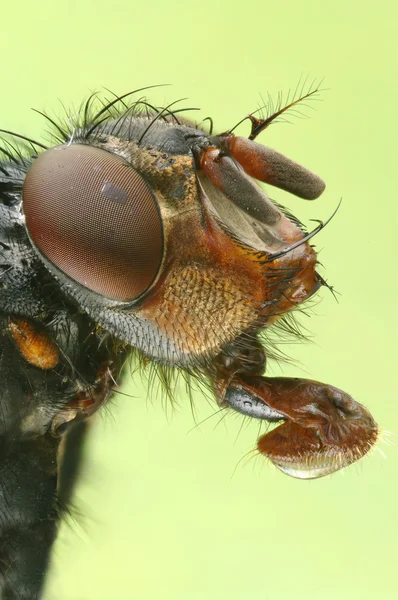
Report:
0,84,378,599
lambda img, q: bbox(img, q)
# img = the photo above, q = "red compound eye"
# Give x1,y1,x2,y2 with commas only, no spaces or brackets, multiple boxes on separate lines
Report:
22,144,163,301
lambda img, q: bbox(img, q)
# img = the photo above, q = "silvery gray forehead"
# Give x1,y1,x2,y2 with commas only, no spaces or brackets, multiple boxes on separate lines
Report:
102,115,207,155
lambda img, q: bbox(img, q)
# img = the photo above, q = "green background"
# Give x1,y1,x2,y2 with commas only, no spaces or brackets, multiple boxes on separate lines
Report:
1,1,397,599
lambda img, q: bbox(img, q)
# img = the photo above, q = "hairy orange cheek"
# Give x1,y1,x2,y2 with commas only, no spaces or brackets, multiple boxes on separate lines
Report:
8,318,59,369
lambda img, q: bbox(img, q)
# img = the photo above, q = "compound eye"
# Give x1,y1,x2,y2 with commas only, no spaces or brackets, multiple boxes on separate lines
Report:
22,144,163,301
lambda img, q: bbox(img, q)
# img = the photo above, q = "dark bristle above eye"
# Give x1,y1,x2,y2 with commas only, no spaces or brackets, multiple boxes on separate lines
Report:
84,84,170,138
0,87,202,158
0,129,48,150
31,109,69,143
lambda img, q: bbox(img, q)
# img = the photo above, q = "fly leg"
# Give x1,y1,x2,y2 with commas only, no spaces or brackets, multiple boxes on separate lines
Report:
57,421,90,506
213,338,378,479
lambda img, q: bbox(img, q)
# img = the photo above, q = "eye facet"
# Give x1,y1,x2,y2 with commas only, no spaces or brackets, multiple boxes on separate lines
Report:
22,144,163,302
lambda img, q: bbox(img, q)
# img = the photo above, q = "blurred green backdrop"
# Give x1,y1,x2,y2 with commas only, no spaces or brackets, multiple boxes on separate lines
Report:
1,1,396,599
